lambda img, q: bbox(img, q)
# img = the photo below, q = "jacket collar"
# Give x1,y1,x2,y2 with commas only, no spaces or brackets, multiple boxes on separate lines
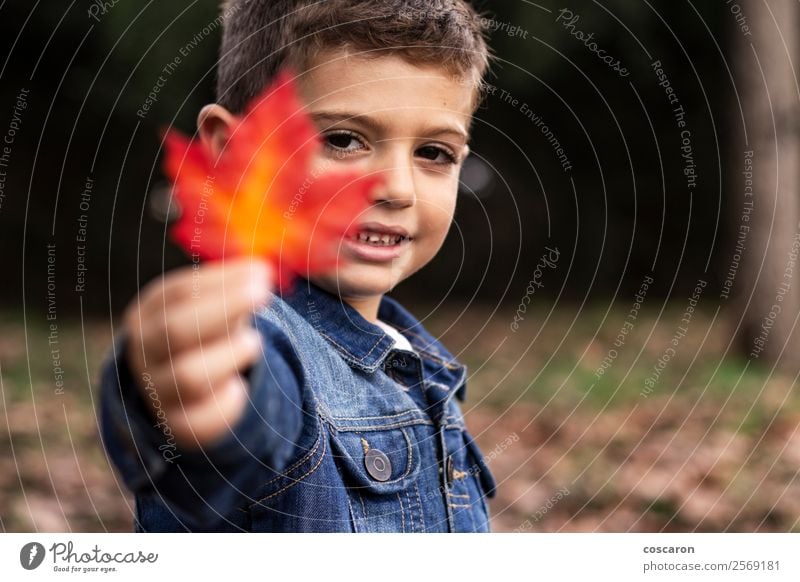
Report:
280,277,468,399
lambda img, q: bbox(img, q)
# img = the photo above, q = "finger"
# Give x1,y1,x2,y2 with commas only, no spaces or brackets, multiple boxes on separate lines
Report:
167,374,250,449
148,327,262,405
141,257,270,306
136,265,270,363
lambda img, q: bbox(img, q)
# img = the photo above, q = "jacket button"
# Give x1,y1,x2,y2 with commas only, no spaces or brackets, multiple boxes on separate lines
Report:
365,448,392,481
446,455,455,484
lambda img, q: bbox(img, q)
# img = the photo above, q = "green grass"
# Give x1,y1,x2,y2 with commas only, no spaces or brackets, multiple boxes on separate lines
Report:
0,311,113,405
424,301,800,426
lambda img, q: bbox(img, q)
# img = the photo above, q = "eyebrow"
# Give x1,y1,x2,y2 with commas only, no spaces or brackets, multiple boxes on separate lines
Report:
309,110,469,143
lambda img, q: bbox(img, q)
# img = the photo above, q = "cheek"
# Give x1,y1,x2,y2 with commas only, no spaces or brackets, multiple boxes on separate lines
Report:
417,189,458,245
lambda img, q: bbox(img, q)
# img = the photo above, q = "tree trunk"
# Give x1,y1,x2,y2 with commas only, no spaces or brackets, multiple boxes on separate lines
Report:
734,0,800,369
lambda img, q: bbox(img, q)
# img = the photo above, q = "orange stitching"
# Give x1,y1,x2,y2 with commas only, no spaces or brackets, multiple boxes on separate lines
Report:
257,434,327,502
404,488,414,532
414,483,426,532
401,427,414,479
345,496,358,532
331,419,433,432
397,492,406,532
261,417,323,489
332,409,424,421
318,329,390,365
401,329,463,369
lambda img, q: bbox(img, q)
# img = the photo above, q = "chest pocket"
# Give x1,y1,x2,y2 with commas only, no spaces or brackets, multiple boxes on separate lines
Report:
328,413,429,533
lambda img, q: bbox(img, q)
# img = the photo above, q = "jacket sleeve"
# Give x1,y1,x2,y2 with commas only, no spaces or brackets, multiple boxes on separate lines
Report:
98,312,305,530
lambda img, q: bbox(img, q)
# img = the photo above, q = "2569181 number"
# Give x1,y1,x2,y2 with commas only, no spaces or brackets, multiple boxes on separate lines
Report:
731,560,779,571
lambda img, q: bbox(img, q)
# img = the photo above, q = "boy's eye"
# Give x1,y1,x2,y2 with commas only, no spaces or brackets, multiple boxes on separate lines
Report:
416,145,457,165
323,131,365,154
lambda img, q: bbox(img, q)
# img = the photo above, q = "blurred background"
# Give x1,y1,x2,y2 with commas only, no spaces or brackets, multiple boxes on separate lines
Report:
2,0,800,532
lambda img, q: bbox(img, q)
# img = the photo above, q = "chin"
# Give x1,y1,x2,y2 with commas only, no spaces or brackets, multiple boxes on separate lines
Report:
314,263,407,298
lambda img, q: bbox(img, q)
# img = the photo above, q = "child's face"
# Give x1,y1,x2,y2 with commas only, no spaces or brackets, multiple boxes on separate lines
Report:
297,49,475,312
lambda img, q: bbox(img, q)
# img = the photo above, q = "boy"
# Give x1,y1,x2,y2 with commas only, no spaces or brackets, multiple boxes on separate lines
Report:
100,0,496,532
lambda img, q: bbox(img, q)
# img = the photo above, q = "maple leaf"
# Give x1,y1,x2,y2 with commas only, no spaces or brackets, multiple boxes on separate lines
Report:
163,69,382,292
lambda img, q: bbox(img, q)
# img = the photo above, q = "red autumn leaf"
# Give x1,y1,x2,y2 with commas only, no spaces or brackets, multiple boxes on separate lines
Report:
163,69,382,292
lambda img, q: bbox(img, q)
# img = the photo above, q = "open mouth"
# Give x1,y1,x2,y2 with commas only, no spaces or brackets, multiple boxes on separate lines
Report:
342,225,414,262
346,230,411,246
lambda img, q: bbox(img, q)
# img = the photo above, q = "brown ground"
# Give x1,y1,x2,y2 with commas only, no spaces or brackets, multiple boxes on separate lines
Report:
2,306,798,532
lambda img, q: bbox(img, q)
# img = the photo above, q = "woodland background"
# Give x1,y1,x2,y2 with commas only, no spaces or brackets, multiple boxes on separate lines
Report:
2,0,800,532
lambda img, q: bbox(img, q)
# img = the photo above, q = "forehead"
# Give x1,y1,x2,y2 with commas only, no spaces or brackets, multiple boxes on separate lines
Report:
297,49,475,135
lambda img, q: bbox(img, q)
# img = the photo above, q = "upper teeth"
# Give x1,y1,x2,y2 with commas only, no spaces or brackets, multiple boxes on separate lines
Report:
352,231,405,245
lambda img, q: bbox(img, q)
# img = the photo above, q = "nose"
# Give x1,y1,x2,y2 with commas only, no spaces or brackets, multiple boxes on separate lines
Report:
370,153,416,208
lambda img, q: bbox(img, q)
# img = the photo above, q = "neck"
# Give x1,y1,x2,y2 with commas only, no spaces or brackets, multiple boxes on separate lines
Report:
342,294,382,324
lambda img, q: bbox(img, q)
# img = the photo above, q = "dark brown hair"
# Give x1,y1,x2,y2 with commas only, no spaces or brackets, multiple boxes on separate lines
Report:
216,0,492,114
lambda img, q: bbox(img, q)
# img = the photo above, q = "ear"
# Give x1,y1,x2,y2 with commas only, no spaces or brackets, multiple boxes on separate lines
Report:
197,103,237,160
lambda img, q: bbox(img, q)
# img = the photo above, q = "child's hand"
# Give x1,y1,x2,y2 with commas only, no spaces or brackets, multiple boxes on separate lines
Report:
122,258,271,449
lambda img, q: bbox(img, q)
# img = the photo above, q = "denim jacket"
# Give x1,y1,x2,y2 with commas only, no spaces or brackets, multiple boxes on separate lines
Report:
99,277,496,532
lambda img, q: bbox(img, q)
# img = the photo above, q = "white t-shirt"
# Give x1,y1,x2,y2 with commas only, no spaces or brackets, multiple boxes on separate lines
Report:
375,319,415,352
